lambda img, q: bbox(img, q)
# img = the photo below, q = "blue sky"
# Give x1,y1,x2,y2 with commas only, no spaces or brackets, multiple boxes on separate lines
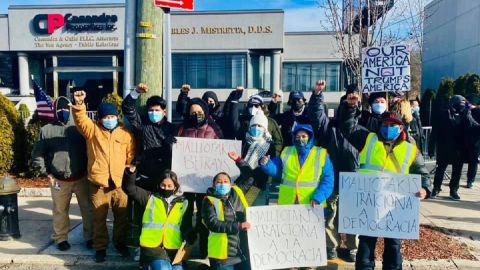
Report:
1,0,325,31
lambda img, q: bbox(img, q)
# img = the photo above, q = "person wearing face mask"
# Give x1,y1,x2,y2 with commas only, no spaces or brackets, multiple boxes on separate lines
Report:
358,92,388,132
341,92,431,270
407,99,425,152
222,87,283,154
122,167,196,270
271,80,326,146
428,95,480,199
122,83,176,181
202,172,254,270
227,111,274,206
71,90,135,263
31,96,93,252
176,84,224,123
259,123,334,208
176,97,223,260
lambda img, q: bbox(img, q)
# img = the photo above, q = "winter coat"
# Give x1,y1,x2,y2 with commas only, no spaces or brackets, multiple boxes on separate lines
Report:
408,112,425,152
270,92,324,146
72,103,135,188
429,108,480,164
122,93,176,178
358,110,382,132
260,124,335,205
176,98,223,139
307,94,359,194
222,90,283,155
339,102,432,195
122,169,191,264
201,176,254,262
32,96,87,180
466,107,480,160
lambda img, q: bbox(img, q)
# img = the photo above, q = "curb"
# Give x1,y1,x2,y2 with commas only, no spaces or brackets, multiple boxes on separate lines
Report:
18,187,51,197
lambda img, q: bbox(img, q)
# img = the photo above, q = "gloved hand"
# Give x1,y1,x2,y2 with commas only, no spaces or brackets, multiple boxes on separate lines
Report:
165,135,177,145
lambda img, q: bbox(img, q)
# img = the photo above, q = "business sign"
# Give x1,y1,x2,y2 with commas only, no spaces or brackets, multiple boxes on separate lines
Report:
339,172,421,239
32,13,118,35
9,6,124,51
247,205,327,270
155,0,194,10
361,44,411,93
171,137,241,193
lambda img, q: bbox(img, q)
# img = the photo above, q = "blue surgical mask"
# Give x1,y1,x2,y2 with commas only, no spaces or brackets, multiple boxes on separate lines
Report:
372,103,387,114
249,127,263,138
380,125,401,141
102,117,118,130
215,184,231,196
148,111,164,123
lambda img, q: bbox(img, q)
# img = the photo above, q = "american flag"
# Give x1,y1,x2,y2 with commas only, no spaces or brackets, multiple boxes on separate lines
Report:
32,78,55,121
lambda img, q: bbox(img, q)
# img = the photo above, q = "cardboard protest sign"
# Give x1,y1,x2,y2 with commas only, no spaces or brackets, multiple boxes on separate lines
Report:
339,172,421,239
247,205,327,270
171,137,242,193
361,44,411,93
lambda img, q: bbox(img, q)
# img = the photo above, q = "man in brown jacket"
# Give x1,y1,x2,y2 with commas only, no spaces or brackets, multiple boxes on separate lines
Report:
71,90,135,263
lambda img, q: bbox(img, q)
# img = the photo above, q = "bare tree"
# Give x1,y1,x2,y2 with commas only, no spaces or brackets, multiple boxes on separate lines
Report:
320,0,429,93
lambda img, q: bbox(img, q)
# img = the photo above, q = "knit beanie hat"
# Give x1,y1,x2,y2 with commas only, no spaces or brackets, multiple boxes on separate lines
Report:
248,95,264,105
249,111,269,130
97,103,118,118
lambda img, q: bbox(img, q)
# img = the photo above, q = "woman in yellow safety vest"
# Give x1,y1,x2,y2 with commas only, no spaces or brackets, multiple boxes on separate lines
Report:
202,172,253,270
259,123,334,207
122,167,196,270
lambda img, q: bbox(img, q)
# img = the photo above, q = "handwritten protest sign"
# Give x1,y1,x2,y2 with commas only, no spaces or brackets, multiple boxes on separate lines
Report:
172,137,241,193
339,172,421,239
247,205,327,270
361,44,411,93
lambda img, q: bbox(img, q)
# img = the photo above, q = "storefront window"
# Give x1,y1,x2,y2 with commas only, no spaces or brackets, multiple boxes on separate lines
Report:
282,62,342,92
58,72,113,110
57,56,114,67
0,54,15,89
173,54,246,89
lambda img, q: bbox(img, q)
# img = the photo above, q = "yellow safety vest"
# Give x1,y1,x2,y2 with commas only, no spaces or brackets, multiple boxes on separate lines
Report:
359,133,417,174
139,196,188,249
205,185,249,260
279,146,328,206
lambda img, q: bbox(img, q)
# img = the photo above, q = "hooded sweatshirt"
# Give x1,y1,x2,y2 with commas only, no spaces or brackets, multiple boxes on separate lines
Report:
32,96,88,179
176,98,223,139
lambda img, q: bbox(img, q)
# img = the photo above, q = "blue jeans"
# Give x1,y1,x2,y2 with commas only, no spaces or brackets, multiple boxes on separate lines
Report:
147,259,183,270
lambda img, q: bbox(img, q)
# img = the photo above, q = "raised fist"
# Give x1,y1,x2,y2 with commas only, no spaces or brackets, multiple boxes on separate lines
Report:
136,83,148,94
259,155,270,166
73,90,86,105
228,151,240,161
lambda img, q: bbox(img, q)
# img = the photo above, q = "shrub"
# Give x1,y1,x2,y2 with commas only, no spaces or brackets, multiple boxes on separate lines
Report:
0,94,27,173
0,114,14,175
18,103,31,121
24,112,49,177
454,74,468,96
437,78,455,99
420,89,436,126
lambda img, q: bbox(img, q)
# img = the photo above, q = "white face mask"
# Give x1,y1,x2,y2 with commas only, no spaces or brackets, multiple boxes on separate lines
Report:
249,106,259,116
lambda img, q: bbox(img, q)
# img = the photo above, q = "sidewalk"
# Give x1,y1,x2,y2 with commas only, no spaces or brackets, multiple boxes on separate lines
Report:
0,175,479,269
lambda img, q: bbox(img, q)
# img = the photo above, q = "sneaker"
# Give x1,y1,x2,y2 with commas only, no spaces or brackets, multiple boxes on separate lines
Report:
57,241,71,251
327,248,338,260
466,182,473,188
86,240,93,250
115,244,129,258
95,250,106,263
430,189,440,199
449,192,461,201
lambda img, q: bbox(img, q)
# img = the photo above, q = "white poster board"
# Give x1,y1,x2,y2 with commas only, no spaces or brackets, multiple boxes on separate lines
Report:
247,205,327,270
171,137,242,193
339,172,421,239
361,44,411,93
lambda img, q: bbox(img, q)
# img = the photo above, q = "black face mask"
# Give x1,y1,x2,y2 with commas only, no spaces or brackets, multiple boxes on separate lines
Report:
208,103,216,112
158,188,175,198
292,102,305,112
189,114,206,127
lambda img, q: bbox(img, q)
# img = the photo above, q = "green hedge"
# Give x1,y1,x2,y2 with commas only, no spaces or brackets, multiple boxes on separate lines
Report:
0,114,14,175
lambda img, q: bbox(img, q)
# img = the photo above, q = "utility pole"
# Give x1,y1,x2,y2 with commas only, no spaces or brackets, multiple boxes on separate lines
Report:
134,0,164,106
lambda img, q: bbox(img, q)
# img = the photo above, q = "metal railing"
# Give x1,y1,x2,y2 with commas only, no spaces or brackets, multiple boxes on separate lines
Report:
421,126,435,164
86,111,97,120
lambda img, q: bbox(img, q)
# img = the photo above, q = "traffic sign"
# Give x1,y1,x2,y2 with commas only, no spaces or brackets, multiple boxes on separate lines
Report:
155,0,194,10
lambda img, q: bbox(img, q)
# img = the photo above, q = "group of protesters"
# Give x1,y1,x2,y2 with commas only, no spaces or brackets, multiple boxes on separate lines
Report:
30,78,480,270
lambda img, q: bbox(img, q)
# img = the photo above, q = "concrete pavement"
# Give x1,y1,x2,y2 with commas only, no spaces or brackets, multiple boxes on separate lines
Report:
0,169,479,269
